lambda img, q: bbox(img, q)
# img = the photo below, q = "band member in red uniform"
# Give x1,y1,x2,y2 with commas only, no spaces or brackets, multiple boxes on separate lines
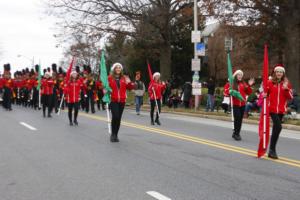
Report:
64,71,82,126
228,69,254,141
2,64,14,111
148,72,166,125
96,78,105,111
41,72,54,117
267,64,293,159
107,63,135,142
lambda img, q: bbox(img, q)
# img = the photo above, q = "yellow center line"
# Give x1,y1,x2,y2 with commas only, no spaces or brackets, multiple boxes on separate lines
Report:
78,112,300,169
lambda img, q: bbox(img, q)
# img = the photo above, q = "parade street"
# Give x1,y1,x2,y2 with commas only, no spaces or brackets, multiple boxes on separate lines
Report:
0,106,299,200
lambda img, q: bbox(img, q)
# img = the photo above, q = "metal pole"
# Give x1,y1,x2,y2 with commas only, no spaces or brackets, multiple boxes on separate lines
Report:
193,0,200,110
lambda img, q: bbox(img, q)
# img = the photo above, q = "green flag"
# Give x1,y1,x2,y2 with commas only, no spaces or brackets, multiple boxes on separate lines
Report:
227,53,244,101
37,64,42,91
100,50,111,103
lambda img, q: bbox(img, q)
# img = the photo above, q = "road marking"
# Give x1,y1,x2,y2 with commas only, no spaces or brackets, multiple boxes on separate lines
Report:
146,191,171,200
79,112,300,169
20,122,37,131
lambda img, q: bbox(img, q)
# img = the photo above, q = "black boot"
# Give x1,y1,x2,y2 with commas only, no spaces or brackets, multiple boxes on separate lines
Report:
69,121,73,126
232,132,241,141
151,119,155,125
48,113,52,118
110,134,119,142
74,120,78,126
268,149,278,159
155,118,161,125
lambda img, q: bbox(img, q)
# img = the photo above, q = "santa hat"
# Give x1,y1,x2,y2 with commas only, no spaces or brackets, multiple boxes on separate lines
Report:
111,63,123,71
274,64,285,73
153,72,161,78
232,69,243,77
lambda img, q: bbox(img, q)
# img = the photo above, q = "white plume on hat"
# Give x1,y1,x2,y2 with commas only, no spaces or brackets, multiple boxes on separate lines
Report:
70,71,77,76
233,69,243,77
111,63,123,71
153,72,161,78
44,72,51,77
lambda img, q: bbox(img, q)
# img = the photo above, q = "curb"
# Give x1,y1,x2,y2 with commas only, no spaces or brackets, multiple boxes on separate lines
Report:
127,106,300,132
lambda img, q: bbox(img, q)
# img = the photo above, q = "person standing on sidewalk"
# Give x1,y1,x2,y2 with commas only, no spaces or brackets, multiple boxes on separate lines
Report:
267,64,293,159
206,77,216,112
148,72,166,125
107,63,136,142
134,71,145,115
230,69,255,141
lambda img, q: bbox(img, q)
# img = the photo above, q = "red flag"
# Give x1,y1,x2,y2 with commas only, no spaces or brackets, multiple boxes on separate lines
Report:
257,44,270,158
65,57,75,83
147,61,153,83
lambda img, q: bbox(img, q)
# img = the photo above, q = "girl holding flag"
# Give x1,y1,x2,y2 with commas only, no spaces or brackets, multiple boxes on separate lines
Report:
64,71,83,126
227,69,255,141
148,72,166,125
267,64,293,159
107,63,135,142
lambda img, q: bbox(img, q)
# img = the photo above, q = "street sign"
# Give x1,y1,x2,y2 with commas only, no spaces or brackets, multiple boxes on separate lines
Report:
191,58,201,71
196,43,205,56
191,31,201,43
192,82,202,95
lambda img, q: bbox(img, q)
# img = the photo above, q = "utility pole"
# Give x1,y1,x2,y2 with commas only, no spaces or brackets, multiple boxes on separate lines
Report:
191,0,201,110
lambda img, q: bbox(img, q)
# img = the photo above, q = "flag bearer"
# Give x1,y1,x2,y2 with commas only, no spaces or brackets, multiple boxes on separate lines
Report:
267,64,293,159
107,63,135,142
148,72,165,125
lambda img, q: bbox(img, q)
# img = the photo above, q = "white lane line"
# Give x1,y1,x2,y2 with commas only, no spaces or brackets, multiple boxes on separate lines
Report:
146,191,171,200
20,122,37,131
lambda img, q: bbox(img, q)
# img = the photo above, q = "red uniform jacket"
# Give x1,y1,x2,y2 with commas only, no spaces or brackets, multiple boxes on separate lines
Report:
0,77,3,89
64,80,82,103
3,78,14,90
108,75,135,103
41,79,54,95
224,82,252,107
148,81,166,100
14,79,24,89
267,80,293,114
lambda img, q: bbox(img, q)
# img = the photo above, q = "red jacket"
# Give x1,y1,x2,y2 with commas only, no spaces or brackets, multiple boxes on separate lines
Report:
3,78,14,90
108,75,135,103
0,78,3,89
148,81,166,100
64,80,82,103
224,82,252,107
267,80,293,114
41,78,54,95
13,79,24,89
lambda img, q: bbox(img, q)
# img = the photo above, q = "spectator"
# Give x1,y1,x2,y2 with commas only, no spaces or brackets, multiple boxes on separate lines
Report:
182,81,192,108
288,89,300,113
206,77,215,112
244,90,263,118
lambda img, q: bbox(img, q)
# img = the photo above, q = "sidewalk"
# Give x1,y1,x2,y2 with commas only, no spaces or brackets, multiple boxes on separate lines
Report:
128,104,300,132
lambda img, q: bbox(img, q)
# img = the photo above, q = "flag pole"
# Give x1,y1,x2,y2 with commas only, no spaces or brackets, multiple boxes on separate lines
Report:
106,103,111,134
38,60,41,109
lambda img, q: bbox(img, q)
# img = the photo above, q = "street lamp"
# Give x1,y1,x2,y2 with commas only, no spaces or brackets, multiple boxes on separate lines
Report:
17,54,34,67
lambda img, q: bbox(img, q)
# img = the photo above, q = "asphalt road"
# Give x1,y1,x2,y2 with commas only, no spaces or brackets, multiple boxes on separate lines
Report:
1,105,300,200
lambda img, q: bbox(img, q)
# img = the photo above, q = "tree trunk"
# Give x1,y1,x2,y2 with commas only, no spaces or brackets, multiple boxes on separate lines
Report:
159,42,172,80
283,0,300,93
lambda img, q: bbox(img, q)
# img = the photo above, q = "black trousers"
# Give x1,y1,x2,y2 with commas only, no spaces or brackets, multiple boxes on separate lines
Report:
150,99,161,121
110,102,125,136
3,87,12,110
68,102,79,122
85,90,95,113
270,113,284,152
233,106,245,135
42,94,53,115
